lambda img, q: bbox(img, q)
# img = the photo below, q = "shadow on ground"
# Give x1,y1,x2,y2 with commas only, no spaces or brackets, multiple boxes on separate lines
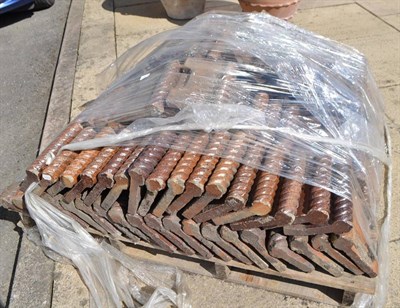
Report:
0,206,20,225
102,0,193,26
0,10,33,28
0,207,22,308
101,0,241,27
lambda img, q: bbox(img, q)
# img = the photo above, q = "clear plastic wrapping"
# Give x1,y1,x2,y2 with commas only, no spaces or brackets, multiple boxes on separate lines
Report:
19,11,389,307
25,183,190,308
64,12,387,258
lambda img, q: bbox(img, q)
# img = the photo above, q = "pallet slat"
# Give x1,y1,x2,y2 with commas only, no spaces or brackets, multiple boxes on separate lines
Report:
111,239,375,306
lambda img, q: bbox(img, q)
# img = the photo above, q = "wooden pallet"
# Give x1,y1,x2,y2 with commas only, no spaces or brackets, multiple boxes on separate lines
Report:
109,237,375,306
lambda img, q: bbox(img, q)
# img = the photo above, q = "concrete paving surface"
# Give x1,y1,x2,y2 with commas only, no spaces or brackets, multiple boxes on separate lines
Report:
0,1,71,307
0,0,72,192
1,0,399,307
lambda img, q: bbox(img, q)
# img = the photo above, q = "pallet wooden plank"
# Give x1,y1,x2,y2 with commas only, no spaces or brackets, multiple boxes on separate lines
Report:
130,241,373,293
116,239,375,298
117,241,349,305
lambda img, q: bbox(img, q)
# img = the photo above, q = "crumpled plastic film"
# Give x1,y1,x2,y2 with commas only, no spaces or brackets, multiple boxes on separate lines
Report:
25,183,191,308
62,12,388,259
351,126,392,308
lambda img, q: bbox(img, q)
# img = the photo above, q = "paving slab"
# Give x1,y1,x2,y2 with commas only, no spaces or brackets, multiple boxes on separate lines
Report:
356,0,400,17
114,0,158,8
72,57,117,117
383,86,400,243
8,233,54,308
383,86,400,127
382,13,400,30
388,241,400,306
292,4,400,88
205,1,241,12
71,0,116,118
52,263,89,308
40,0,86,151
184,273,324,308
114,3,183,56
344,32,400,88
299,0,354,10
0,210,21,308
114,2,181,37
115,1,241,57
293,3,397,40
116,28,178,57
384,122,400,308
205,0,240,10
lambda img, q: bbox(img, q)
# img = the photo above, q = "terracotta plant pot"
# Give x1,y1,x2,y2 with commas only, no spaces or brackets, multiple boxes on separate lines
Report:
239,0,301,20
161,0,206,20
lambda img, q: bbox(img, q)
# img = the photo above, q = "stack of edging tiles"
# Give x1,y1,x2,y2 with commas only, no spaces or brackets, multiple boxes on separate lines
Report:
0,52,378,290
1,122,377,279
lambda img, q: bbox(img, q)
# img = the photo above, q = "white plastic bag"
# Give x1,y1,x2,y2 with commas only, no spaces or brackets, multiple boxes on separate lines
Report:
25,183,191,308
